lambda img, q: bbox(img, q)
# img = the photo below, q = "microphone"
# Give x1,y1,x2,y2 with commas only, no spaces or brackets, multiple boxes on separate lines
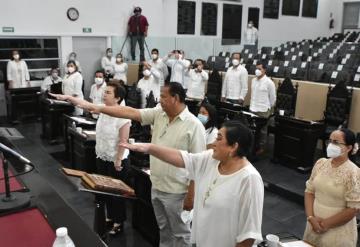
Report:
0,143,31,164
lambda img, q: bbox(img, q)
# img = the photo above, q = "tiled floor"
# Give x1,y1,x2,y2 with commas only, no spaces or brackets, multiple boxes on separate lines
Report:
8,121,356,246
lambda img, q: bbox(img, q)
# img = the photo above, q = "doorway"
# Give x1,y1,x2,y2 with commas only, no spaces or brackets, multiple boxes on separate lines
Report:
72,37,107,98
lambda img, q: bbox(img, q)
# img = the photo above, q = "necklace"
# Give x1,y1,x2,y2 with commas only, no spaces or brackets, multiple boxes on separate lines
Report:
202,164,229,207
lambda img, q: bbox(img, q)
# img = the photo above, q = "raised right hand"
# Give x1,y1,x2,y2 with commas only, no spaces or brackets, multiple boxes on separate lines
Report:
49,93,70,101
119,142,151,154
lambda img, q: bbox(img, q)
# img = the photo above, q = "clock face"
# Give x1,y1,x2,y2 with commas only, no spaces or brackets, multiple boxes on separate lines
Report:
67,7,79,21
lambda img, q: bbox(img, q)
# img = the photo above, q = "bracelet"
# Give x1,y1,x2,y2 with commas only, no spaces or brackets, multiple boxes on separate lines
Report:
307,215,314,221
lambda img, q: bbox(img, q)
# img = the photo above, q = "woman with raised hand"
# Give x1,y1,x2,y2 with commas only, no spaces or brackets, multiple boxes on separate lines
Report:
120,121,264,247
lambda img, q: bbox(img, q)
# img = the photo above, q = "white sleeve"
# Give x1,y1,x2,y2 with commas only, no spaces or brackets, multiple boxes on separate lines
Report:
179,59,191,68
23,61,30,81
73,74,83,97
89,85,95,101
200,70,209,81
6,62,12,81
221,72,228,97
239,68,248,100
181,150,212,181
150,67,161,80
161,62,169,79
268,79,276,107
235,173,264,244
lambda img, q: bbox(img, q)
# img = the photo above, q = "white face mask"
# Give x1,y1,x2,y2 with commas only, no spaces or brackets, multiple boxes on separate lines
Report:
248,24,253,28
68,67,75,73
178,54,183,60
326,143,343,158
255,69,262,77
13,54,20,60
143,69,151,77
51,72,58,79
232,59,240,66
107,52,112,57
151,54,158,60
95,77,104,85
116,58,122,63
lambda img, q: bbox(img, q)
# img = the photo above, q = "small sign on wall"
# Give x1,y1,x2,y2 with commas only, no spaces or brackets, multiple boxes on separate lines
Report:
2,27,14,33
82,27,92,33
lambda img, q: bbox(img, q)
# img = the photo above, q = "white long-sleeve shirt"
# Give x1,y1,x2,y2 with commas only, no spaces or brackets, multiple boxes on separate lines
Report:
221,65,248,100
163,56,190,86
244,27,258,45
186,69,209,100
62,71,84,115
101,56,116,74
137,68,161,108
113,63,128,84
7,60,30,88
249,75,276,113
148,58,169,86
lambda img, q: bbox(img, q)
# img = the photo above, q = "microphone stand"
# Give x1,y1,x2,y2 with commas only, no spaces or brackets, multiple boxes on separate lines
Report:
0,151,30,213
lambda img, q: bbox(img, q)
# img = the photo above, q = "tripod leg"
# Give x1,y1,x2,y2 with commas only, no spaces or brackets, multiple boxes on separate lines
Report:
144,38,152,59
120,35,129,55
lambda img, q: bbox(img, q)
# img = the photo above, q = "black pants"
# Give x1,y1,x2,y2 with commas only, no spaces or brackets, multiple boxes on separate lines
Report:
130,34,145,61
95,158,130,223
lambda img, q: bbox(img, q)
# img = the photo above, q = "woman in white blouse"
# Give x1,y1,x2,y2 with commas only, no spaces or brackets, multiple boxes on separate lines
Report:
51,81,131,235
113,53,128,84
7,50,30,88
197,103,218,149
101,48,116,76
62,60,83,115
120,121,264,247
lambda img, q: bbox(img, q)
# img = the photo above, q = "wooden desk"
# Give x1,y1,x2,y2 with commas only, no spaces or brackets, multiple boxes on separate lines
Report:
67,127,97,173
40,98,74,143
273,115,324,171
6,87,41,122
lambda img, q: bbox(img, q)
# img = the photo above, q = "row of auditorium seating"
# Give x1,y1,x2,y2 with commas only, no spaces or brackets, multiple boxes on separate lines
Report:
206,31,360,87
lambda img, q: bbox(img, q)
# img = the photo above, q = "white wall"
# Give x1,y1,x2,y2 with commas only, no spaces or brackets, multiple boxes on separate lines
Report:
0,0,353,60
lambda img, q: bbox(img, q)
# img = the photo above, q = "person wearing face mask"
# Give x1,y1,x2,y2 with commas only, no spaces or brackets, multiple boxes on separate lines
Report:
221,53,248,105
128,6,149,61
101,48,116,76
197,103,218,149
148,48,168,86
64,52,82,74
163,50,191,87
244,21,258,47
7,50,30,88
249,62,276,154
62,60,84,115
89,70,107,118
41,67,62,92
113,53,128,84
137,63,161,108
304,128,360,247
186,59,209,100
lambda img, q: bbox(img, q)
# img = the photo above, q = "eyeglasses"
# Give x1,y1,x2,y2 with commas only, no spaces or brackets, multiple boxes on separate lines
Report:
326,139,347,146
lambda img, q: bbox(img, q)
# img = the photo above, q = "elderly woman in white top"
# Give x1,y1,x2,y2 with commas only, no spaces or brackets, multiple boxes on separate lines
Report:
62,60,84,115
101,48,116,76
120,121,264,247
113,53,128,84
51,81,131,235
41,67,62,92
7,50,30,88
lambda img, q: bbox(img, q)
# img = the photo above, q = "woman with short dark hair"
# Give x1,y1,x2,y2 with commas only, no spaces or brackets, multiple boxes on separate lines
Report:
304,128,360,247
120,121,264,247
197,103,218,149
7,50,30,88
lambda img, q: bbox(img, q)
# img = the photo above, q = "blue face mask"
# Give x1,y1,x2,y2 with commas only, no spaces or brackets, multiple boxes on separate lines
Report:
197,114,208,125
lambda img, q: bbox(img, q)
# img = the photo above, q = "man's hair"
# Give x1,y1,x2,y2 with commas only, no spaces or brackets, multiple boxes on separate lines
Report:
95,70,105,76
256,61,267,70
151,48,159,54
164,82,186,103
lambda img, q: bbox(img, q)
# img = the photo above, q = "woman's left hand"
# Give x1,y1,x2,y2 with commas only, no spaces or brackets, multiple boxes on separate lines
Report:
319,219,330,233
114,159,123,171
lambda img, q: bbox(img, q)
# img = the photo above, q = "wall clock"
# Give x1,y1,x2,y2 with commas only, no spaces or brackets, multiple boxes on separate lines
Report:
67,7,79,21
